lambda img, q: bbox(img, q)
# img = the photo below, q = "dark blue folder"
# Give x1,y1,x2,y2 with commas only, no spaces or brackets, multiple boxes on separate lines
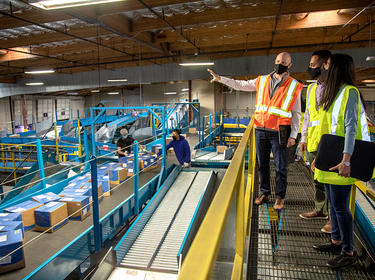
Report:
315,134,375,182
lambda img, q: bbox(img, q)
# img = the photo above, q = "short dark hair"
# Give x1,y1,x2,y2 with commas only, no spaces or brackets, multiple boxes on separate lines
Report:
312,50,332,64
173,128,182,135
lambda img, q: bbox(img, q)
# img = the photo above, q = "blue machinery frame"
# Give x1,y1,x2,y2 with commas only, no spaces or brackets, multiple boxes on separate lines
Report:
24,165,175,280
89,106,167,169
17,106,169,279
151,102,201,135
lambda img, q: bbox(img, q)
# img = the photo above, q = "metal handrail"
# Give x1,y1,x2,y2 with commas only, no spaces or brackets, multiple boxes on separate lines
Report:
178,118,256,279
179,118,374,279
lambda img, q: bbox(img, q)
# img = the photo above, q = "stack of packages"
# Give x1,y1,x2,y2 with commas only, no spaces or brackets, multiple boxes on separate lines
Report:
57,174,99,221
0,192,64,273
0,212,25,273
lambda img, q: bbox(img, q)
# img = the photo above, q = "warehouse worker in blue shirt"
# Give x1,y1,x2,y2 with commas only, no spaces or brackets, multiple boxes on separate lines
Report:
158,129,191,167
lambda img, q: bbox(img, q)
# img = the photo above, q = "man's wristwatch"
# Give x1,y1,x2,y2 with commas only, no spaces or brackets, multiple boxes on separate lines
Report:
342,161,350,167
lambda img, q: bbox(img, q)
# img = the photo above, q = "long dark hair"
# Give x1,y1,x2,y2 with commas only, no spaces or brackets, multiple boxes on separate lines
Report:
321,53,365,111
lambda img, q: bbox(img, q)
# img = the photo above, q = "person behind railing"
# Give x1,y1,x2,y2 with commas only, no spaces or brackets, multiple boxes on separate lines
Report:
117,129,134,157
158,128,191,168
311,53,370,269
299,50,332,234
208,52,303,210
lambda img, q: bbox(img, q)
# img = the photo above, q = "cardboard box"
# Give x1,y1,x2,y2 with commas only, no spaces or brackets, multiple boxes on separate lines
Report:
151,144,163,154
32,192,61,204
100,162,120,173
108,166,128,182
216,145,228,154
0,213,22,223
81,182,103,201
0,230,25,273
126,160,142,175
59,196,91,221
4,201,43,231
119,154,134,164
99,176,110,197
0,221,24,239
189,127,197,134
34,202,68,233
59,187,91,198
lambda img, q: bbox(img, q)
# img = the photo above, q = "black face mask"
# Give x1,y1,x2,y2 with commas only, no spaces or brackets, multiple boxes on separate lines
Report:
172,136,177,141
320,66,328,82
274,64,289,75
307,67,321,79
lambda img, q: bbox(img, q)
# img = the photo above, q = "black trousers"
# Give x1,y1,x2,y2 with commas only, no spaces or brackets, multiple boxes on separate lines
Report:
255,128,288,199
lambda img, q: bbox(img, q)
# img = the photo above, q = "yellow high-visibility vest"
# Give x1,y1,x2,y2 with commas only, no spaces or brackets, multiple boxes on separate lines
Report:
306,83,321,152
314,85,371,185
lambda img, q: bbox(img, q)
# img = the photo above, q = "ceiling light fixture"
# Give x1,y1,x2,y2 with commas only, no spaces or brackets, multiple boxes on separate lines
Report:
108,79,128,82
366,56,375,61
91,89,100,93
181,88,189,92
107,92,119,95
179,62,215,66
30,0,125,10
24,69,55,74
67,92,79,96
362,79,375,83
365,84,375,87
26,82,44,86
164,92,177,95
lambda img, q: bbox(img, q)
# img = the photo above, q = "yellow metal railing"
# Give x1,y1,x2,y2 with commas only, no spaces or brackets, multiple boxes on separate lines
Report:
350,181,375,217
180,118,375,279
178,118,256,280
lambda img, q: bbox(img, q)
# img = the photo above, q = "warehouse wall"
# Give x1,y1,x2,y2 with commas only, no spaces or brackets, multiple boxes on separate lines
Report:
84,80,215,118
0,97,12,132
0,95,85,133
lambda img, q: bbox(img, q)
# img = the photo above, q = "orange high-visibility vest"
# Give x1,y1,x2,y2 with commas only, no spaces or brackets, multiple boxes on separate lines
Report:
254,75,302,131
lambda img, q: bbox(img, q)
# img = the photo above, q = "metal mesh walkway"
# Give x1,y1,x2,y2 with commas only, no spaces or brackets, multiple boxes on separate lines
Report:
247,161,375,280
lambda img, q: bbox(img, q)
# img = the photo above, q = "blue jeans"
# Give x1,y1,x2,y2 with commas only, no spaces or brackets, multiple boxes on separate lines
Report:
255,129,287,198
325,184,353,253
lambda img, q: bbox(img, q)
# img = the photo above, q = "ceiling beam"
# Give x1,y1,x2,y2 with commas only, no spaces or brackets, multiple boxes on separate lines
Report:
65,10,164,53
0,10,135,58
136,0,199,51
0,0,191,30
133,0,373,33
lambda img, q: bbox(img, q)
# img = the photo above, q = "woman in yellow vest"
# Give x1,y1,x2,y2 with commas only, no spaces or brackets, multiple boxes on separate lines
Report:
311,54,370,269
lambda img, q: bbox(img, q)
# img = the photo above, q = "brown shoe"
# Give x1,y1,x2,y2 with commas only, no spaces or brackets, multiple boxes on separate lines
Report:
254,194,269,205
273,198,284,210
321,220,332,234
299,211,328,220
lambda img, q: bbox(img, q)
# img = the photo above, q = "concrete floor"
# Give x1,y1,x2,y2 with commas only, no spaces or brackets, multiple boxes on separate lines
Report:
1,134,199,279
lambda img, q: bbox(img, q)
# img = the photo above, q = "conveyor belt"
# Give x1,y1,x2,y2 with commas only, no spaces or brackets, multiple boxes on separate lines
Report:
246,162,375,280
118,170,213,273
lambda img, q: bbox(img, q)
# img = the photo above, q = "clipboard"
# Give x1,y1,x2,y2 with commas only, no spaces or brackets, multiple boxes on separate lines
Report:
315,134,375,182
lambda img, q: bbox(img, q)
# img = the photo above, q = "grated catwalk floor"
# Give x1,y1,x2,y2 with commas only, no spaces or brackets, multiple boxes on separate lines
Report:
248,161,375,280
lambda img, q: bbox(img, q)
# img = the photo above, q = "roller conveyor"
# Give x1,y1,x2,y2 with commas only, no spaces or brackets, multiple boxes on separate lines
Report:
114,170,214,274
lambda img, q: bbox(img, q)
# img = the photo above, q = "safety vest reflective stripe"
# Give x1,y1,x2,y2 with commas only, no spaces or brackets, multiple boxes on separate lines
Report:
281,79,298,111
306,83,315,110
256,75,268,105
308,120,319,127
268,107,292,118
360,101,371,141
330,87,346,135
255,105,268,112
